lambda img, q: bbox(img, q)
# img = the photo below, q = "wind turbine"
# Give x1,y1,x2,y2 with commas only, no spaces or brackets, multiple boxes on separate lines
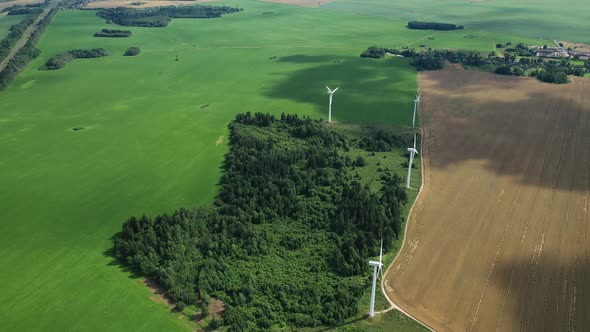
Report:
412,94,421,128
368,239,384,317
406,134,419,189
326,86,339,123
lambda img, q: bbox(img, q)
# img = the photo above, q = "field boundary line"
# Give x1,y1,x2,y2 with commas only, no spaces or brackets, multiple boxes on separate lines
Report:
377,123,435,332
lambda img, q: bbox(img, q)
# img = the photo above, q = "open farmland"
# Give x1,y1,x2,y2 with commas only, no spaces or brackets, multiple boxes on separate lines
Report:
0,0,571,330
385,70,590,331
323,0,590,44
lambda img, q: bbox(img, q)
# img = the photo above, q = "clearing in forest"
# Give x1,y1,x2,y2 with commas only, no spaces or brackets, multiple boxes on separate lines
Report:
385,70,590,331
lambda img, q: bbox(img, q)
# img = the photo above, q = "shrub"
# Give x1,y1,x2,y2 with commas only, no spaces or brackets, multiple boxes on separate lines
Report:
124,47,140,56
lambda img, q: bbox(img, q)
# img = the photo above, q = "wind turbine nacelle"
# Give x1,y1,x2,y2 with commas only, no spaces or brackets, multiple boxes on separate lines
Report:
407,148,418,154
368,260,383,268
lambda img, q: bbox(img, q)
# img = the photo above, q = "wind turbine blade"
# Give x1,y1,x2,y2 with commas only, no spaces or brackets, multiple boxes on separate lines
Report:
326,86,331,92
414,134,417,149
333,87,339,92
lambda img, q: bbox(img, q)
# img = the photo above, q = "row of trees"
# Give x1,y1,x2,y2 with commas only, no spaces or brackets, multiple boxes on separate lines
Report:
407,21,463,30
39,48,110,70
93,28,131,37
0,8,57,89
0,14,39,63
361,45,589,84
113,113,409,330
96,5,243,27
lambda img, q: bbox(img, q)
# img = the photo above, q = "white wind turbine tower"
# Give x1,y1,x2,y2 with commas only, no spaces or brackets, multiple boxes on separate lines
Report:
412,94,421,128
406,134,419,189
326,86,339,123
368,239,384,317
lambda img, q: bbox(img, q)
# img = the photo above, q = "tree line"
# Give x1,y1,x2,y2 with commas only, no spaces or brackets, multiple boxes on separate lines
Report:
39,48,111,70
407,21,464,30
0,13,40,63
124,47,140,56
93,28,131,38
96,5,243,27
1,3,43,14
0,8,57,90
361,46,588,84
113,113,409,331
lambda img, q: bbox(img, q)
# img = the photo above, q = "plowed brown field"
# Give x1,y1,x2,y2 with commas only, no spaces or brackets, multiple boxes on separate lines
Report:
384,70,590,332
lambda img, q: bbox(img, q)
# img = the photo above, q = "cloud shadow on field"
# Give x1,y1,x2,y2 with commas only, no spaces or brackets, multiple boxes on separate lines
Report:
418,71,590,191
486,256,590,331
264,55,417,125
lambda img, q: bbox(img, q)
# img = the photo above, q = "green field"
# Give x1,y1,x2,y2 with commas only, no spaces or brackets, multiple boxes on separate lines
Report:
0,0,557,330
0,14,23,39
323,0,590,44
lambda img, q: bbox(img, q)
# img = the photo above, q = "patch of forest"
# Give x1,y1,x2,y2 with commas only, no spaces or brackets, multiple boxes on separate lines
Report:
407,21,463,31
96,5,243,27
93,28,131,38
39,48,110,70
0,8,57,89
113,113,410,331
361,46,589,84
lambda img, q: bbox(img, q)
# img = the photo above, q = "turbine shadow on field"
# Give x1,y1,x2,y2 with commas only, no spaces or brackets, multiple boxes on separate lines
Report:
265,55,416,125
419,71,590,191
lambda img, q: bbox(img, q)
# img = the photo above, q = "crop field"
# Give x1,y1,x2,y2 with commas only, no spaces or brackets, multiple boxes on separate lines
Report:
323,0,590,44
0,0,564,330
385,70,590,331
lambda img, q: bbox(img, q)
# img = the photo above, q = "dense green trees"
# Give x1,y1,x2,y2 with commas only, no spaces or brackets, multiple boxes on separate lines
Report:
113,113,409,330
39,48,110,70
360,46,386,59
411,52,444,71
124,47,140,56
357,130,410,152
362,43,584,83
407,21,463,30
0,14,38,62
94,28,131,37
97,5,243,27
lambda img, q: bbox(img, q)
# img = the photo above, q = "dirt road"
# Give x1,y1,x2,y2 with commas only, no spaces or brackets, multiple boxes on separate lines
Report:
384,70,590,331
0,0,57,72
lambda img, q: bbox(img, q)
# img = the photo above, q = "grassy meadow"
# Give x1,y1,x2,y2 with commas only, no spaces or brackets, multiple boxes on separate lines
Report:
324,0,590,44
0,13,23,39
0,0,556,330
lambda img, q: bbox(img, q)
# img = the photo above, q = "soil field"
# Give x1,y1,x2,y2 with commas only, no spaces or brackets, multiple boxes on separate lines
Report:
384,70,590,331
